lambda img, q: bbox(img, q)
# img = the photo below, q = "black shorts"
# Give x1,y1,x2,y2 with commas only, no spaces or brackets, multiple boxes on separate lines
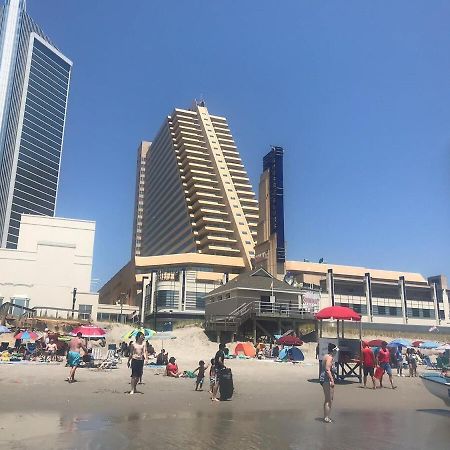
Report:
363,366,374,377
131,359,144,378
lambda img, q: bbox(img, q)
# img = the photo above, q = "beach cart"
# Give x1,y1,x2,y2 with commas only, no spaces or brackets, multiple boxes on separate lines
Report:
316,306,362,382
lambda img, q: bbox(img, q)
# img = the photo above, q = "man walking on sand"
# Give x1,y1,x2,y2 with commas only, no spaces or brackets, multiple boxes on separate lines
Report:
377,342,397,389
362,342,376,389
67,332,87,383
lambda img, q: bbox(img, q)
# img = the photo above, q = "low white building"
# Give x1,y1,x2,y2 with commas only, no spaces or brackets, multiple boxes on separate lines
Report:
0,215,99,320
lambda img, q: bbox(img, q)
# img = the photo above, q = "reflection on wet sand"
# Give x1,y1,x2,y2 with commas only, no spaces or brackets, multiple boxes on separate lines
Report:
1,408,449,450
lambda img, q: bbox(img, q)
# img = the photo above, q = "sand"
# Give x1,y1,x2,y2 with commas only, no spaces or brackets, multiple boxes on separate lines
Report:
0,326,449,449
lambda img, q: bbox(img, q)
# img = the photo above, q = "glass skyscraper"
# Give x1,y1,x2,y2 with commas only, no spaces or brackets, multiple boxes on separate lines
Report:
0,0,72,248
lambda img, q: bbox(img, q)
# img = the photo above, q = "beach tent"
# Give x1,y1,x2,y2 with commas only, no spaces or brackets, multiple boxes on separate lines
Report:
279,347,304,362
234,342,256,358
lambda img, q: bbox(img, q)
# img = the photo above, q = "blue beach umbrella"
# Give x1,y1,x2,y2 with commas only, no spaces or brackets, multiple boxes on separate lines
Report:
387,338,412,348
419,341,440,349
0,325,11,334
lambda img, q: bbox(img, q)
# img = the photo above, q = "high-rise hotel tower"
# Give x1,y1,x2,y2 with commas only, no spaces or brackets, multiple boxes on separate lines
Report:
141,101,259,268
0,0,72,248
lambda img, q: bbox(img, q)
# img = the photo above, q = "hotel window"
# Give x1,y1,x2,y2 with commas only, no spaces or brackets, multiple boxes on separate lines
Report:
423,309,431,318
377,306,386,315
79,304,92,320
411,308,420,317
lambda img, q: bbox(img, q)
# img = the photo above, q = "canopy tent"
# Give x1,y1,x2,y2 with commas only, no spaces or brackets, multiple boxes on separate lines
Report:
279,347,304,362
316,305,362,382
234,342,256,358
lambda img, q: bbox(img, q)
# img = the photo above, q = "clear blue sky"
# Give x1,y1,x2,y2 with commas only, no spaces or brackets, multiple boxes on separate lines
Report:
30,1,450,287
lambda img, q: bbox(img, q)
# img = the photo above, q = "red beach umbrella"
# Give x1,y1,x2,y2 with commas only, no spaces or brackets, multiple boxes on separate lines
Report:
276,335,303,346
315,306,361,321
367,339,387,347
71,325,106,338
412,340,424,347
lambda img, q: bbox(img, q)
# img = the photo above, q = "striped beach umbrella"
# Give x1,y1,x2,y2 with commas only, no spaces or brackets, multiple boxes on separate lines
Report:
15,330,39,341
122,327,156,341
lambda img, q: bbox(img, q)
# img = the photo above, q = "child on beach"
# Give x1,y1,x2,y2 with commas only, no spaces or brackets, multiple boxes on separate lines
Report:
209,358,215,393
193,360,208,391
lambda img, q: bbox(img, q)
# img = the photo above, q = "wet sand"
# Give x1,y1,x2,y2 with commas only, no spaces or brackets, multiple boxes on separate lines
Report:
0,358,449,450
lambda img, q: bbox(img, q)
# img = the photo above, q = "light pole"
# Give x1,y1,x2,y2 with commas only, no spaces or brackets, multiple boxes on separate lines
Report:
72,288,77,319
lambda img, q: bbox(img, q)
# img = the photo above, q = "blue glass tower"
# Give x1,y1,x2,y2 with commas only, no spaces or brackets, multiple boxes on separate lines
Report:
0,0,72,248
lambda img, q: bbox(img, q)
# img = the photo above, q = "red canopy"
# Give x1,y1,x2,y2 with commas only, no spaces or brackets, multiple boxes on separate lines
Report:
276,335,303,346
71,325,106,337
412,340,424,347
315,306,361,321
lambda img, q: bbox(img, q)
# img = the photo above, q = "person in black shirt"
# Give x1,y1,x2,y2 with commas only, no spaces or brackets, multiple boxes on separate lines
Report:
211,343,226,401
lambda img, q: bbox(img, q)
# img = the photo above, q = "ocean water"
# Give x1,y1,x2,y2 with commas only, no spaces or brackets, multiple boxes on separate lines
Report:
1,407,449,450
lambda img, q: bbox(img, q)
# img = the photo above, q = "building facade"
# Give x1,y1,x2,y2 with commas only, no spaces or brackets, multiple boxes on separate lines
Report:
285,261,450,327
131,141,150,256
140,101,258,268
0,0,72,248
255,146,286,278
98,253,246,325
0,215,98,319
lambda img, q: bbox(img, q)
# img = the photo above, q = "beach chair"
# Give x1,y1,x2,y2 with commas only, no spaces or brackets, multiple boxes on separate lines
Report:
423,356,437,369
97,354,119,370
91,347,104,365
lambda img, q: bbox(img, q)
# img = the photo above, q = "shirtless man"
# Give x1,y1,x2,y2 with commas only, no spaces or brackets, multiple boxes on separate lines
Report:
128,332,148,394
46,339,58,362
67,332,87,383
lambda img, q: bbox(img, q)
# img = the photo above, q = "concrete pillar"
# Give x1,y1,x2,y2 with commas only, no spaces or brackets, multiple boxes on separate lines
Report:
217,331,221,343
327,269,335,306
252,318,257,344
399,276,407,324
277,318,282,335
431,283,440,325
443,288,450,323
364,272,373,322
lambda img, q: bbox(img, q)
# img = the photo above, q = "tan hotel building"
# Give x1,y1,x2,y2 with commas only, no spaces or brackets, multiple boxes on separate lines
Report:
99,102,449,329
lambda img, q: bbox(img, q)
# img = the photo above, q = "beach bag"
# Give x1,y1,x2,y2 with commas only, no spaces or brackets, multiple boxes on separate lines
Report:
374,366,384,380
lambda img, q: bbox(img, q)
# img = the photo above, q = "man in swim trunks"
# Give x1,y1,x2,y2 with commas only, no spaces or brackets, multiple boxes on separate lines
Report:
67,332,87,383
128,331,148,394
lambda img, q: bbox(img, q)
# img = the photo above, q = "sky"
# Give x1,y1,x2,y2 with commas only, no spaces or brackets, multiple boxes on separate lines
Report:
29,0,450,288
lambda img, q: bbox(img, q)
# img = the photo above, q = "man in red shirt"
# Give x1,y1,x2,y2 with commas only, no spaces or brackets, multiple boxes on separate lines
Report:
362,342,376,389
377,342,397,389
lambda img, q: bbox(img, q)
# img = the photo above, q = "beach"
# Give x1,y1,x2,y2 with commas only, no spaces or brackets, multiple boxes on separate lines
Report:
0,327,449,450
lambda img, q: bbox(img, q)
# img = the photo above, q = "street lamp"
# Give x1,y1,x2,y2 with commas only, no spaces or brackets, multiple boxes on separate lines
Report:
72,288,77,319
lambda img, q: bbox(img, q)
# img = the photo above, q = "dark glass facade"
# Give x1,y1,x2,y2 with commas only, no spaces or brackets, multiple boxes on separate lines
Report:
263,146,285,263
0,1,71,248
